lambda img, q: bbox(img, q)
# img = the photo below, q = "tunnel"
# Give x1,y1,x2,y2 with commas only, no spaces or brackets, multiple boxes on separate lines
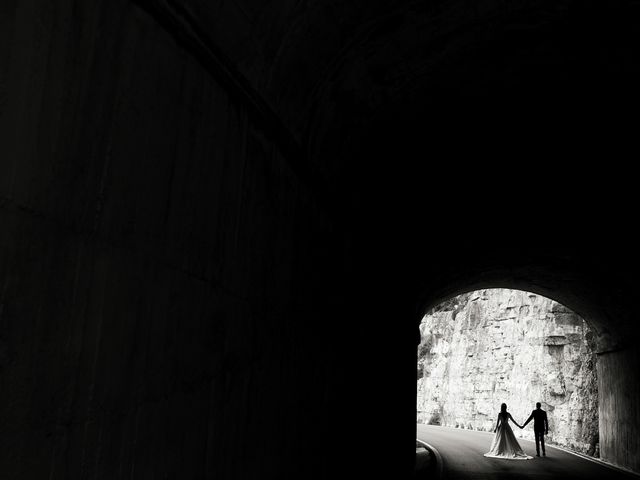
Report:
1,0,639,479
417,289,600,454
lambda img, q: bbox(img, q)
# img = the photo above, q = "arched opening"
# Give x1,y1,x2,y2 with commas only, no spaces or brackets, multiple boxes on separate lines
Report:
417,288,598,456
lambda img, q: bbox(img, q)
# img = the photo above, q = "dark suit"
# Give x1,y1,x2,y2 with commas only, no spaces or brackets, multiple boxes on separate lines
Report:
523,408,548,455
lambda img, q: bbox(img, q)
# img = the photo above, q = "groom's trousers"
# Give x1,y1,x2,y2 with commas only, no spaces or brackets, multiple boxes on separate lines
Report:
534,429,545,454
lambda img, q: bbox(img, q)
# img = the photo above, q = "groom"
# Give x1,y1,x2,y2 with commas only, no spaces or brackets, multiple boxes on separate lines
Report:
522,402,549,456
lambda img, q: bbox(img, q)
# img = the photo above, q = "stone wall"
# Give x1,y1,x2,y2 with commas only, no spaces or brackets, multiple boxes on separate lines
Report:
417,289,599,455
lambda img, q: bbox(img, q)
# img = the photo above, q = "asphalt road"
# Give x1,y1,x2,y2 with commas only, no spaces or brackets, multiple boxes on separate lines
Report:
416,424,633,480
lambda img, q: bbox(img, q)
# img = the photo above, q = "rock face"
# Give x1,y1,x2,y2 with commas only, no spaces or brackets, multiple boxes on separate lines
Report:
417,289,599,455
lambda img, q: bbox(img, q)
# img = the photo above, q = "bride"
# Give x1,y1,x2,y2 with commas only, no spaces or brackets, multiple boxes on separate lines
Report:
484,403,532,460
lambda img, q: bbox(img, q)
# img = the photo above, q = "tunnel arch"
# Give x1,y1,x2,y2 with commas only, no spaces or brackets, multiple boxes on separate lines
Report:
408,252,638,472
416,286,600,456
418,284,600,338
414,271,615,354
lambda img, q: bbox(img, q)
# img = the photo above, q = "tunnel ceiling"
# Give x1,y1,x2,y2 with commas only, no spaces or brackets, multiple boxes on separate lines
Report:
145,0,640,160
142,0,640,353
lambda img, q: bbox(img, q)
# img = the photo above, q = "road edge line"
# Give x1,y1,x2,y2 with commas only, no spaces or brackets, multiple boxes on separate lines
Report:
544,443,640,478
416,438,444,479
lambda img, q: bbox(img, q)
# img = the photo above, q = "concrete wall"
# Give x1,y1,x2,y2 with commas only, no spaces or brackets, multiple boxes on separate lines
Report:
598,348,640,473
0,1,339,477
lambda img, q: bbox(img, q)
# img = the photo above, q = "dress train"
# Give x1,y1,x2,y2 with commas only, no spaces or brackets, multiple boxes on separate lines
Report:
484,417,532,460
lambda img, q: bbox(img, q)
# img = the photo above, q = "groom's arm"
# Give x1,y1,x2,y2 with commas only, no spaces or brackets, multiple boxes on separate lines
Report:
544,412,549,434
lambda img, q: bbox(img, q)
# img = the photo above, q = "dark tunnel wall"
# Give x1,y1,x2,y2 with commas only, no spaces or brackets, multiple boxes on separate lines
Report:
2,0,640,478
0,1,346,477
598,348,640,473
0,1,419,478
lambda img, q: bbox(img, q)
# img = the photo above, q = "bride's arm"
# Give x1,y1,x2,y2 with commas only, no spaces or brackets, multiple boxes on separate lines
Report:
508,413,522,429
494,415,501,432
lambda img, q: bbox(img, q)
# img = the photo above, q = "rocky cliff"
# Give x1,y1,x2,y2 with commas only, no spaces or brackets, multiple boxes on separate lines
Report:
417,289,599,455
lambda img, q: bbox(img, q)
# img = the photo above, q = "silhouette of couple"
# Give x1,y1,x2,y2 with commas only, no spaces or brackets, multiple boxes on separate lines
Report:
483,402,549,460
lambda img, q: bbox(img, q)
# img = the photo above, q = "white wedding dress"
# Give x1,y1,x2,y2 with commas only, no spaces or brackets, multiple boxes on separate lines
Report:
484,412,532,460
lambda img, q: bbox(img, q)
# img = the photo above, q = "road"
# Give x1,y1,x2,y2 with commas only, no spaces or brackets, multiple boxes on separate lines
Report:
416,424,632,480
